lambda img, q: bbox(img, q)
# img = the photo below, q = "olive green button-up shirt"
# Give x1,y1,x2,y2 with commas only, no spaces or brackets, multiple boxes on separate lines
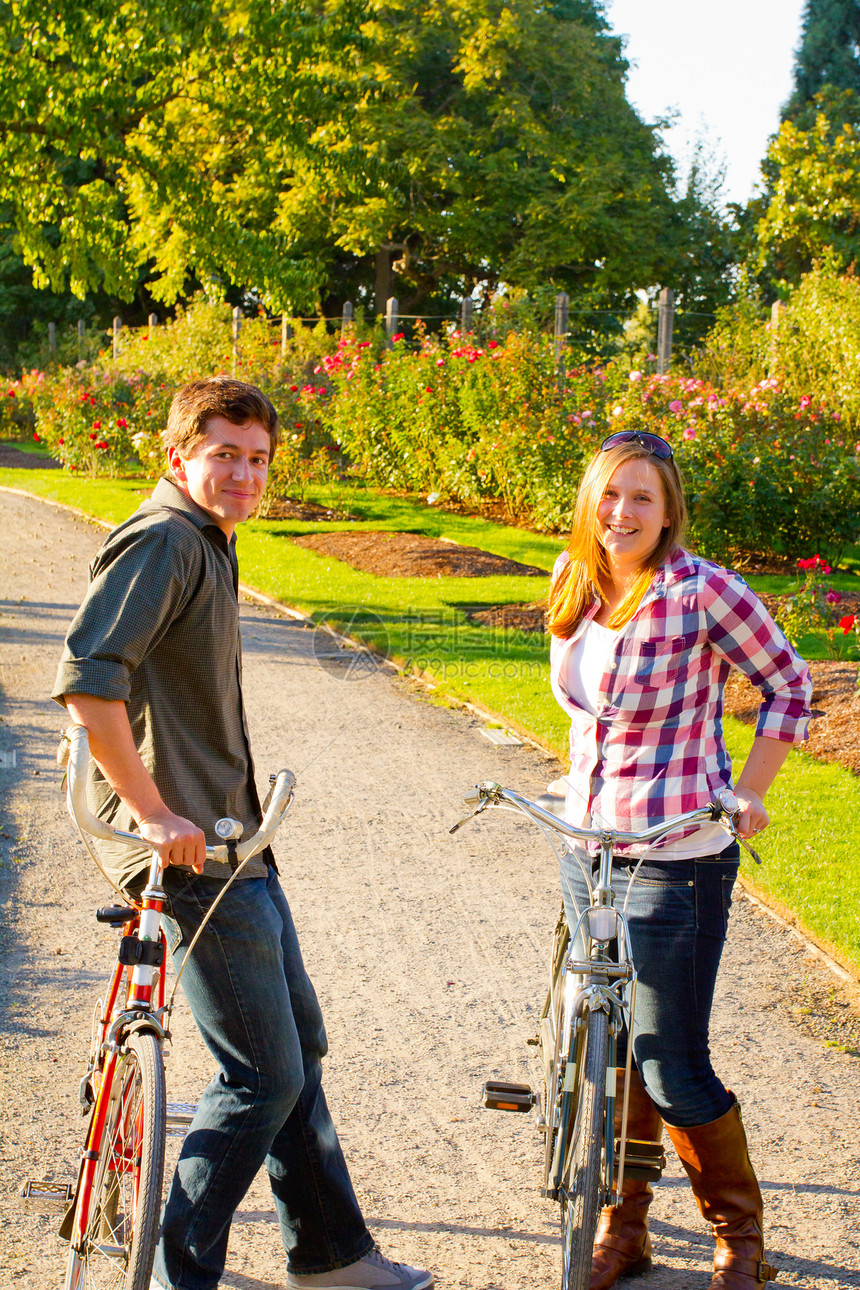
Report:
53,476,269,890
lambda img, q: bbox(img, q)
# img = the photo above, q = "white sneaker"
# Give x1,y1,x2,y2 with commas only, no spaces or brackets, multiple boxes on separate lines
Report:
286,1247,434,1290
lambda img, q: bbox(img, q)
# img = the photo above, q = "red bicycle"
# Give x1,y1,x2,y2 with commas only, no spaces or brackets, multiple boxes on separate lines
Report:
53,724,296,1290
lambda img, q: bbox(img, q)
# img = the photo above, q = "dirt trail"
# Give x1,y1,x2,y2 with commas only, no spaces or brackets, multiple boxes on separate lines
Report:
0,488,858,1290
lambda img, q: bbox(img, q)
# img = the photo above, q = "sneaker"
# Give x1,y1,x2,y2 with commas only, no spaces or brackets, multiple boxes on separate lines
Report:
286,1246,434,1290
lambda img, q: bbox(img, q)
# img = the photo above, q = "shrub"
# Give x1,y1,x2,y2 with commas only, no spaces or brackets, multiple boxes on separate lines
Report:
31,369,139,476
615,371,860,567
8,292,860,567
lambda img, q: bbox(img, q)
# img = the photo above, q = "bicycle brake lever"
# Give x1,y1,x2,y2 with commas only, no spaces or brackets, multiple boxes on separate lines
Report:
449,785,495,834
449,803,485,835
736,833,764,865
716,795,764,865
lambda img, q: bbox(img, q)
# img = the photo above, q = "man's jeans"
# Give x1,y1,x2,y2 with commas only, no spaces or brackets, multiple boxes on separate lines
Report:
559,844,741,1128
152,868,373,1290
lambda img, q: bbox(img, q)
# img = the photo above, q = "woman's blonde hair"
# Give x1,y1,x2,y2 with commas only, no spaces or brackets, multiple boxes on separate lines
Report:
546,441,687,638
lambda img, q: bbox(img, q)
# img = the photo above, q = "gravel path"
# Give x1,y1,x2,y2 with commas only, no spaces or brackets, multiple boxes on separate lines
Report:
1,487,858,1290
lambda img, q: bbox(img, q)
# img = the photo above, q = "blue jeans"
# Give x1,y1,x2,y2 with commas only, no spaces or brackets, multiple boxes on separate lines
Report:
559,845,740,1129
151,868,373,1290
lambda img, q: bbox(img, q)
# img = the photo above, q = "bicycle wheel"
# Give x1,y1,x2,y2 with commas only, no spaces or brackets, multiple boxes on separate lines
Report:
560,1007,609,1290
65,1030,166,1290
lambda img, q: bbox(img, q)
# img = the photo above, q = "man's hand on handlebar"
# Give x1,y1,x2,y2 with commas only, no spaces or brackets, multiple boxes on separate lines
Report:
137,809,206,873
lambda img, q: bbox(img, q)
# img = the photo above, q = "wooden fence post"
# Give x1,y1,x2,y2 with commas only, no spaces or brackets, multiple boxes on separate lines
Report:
48,322,57,354
554,292,569,383
281,314,293,356
461,297,473,334
112,316,122,360
657,288,674,374
770,299,785,368
232,305,242,372
148,313,158,329
385,296,399,345
342,301,354,334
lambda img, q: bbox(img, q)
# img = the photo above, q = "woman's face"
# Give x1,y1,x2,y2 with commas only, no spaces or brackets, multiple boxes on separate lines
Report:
596,457,670,576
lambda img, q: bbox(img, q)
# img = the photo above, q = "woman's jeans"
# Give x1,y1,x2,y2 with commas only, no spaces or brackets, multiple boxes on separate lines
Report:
151,867,373,1290
559,845,741,1129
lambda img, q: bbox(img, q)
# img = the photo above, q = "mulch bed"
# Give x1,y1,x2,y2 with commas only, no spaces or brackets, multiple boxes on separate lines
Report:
289,528,860,777
262,498,349,522
724,660,860,776
291,529,549,578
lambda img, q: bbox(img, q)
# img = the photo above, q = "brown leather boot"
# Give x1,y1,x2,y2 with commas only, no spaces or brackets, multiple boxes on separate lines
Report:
664,1098,778,1288
590,1068,663,1290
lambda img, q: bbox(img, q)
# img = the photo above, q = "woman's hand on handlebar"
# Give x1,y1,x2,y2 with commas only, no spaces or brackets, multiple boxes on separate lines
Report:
137,809,206,873
733,787,770,840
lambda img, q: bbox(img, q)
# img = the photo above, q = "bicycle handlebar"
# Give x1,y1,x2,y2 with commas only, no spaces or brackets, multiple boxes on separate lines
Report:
454,780,737,849
60,724,296,864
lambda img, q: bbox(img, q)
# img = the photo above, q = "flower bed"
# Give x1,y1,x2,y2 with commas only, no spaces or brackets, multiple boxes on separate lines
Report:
6,299,860,568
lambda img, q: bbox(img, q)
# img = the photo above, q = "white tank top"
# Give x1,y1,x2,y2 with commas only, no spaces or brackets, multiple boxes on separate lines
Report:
561,620,728,860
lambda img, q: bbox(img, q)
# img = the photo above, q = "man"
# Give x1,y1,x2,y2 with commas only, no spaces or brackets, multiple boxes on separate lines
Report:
53,376,432,1290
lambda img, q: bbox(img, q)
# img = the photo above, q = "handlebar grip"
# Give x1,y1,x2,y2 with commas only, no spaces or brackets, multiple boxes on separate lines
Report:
234,768,296,861
65,724,117,841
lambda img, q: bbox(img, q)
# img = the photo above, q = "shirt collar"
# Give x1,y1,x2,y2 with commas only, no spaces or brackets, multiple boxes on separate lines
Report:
147,475,235,552
649,546,699,592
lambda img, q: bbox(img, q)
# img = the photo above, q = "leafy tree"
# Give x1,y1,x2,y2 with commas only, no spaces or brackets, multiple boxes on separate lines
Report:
736,0,860,295
783,0,860,127
0,0,678,320
664,144,738,351
751,103,860,292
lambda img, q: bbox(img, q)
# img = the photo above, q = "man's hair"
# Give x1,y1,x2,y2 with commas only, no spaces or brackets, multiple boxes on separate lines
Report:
163,376,280,458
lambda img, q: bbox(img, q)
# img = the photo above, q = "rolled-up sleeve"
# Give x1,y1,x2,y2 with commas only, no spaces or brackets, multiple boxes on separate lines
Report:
53,521,201,707
703,569,812,743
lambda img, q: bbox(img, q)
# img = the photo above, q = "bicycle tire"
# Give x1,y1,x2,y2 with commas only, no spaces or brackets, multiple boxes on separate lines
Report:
64,1030,166,1290
560,1007,609,1290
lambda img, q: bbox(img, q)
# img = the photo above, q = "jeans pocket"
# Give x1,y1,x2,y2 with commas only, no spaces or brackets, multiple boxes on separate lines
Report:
622,863,695,929
694,857,739,939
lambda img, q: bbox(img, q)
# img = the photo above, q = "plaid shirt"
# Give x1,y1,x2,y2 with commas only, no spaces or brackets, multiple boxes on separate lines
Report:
550,547,812,854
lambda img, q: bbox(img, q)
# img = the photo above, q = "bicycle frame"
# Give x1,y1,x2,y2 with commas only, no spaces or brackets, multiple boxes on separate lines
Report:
548,836,639,1208
67,848,169,1258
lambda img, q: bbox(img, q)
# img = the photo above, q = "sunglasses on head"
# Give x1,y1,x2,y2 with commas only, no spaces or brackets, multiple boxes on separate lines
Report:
600,430,673,460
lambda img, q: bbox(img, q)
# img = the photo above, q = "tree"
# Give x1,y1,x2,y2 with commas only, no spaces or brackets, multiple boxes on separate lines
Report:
0,0,678,318
737,0,860,295
662,143,738,351
750,103,860,293
783,0,860,127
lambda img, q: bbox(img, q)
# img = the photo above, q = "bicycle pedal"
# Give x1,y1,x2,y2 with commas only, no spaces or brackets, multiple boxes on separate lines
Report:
481,1080,537,1112
614,1137,666,1181
166,1102,198,1135
19,1179,75,1213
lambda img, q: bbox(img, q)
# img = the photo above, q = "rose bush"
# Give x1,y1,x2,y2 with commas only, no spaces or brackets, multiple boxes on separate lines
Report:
7,296,860,567
614,372,860,566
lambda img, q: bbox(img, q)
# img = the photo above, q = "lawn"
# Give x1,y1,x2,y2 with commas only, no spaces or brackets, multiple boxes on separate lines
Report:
4,465,860,974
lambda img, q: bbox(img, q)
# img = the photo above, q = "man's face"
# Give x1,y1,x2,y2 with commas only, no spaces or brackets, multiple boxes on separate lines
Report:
167,416,271,537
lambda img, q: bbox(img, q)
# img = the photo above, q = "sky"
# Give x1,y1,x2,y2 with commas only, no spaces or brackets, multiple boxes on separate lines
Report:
606,0,808,207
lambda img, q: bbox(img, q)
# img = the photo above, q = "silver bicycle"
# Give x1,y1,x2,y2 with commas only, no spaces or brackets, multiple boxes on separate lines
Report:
451,781,757,1290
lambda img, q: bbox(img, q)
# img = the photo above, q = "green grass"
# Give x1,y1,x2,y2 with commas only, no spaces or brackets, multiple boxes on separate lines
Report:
723,722,860,971
5,466,860,975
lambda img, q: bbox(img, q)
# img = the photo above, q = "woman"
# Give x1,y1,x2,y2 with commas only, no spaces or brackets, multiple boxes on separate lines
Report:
547,430,811,1290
